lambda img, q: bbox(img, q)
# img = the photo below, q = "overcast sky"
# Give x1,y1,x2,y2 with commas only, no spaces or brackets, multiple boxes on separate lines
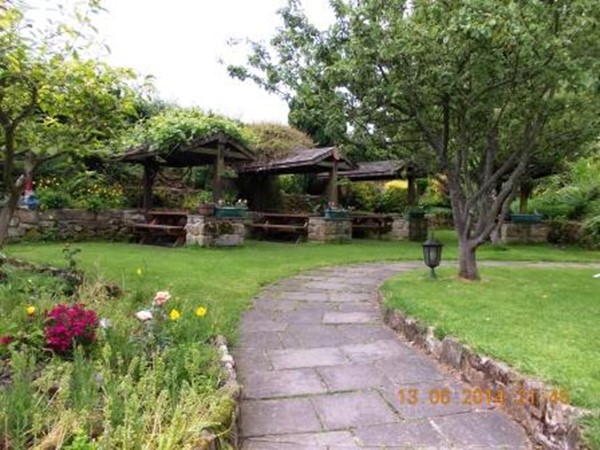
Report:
88,0,334,124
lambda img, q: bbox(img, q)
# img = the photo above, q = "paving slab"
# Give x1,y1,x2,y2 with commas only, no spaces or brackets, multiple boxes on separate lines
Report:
268,347,349,370
240,398,322,437
322,311,380,324
317,363,390,392
354,420,446,448
237,262,531,449
243,431,359,450
311,391,399,430
242,368,328,399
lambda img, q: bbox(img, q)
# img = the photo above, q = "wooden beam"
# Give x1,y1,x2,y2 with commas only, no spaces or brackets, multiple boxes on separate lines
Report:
213,140,225,202
142,163,158,211
407,170,417,208
328,158,339,205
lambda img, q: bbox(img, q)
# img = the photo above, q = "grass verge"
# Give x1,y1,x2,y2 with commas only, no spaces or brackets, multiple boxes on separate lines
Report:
382,267,600,448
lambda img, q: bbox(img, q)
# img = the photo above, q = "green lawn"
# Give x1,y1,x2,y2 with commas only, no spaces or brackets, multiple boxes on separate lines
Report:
4,236,600,447
6,234,600,340
382,267,600,448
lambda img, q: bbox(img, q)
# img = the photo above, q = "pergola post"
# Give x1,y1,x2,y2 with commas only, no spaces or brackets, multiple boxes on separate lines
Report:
407,167,417,208
213,140,225,202
327,158,339,205
142,163,158,211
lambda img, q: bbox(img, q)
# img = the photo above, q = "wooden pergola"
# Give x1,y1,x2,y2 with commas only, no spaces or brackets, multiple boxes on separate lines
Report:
332,160,423,207
119,133,255,210
239,146,355,204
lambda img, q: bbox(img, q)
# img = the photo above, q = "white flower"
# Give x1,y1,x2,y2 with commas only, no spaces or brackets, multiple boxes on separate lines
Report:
99,318,111,329
594,273,600,279
135,310,153,321
153,291,171,306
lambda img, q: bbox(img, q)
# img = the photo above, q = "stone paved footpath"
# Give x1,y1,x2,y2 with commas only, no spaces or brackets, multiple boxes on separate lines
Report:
235,263,531,450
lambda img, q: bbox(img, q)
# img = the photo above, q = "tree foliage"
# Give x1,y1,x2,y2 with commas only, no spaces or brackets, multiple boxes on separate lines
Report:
230,0,600,279
245,122,314,162
122,108,252,154
0,0,139,245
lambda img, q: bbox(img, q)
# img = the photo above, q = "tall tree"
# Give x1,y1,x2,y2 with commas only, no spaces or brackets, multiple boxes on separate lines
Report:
0,0,137,245
230,0,600,279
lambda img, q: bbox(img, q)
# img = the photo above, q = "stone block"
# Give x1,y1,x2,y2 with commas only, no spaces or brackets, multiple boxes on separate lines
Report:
440,336,464,369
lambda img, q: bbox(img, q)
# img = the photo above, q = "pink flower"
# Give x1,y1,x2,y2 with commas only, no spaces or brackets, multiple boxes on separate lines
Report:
135,310,153,321
0,335,13,346
153,291,171,306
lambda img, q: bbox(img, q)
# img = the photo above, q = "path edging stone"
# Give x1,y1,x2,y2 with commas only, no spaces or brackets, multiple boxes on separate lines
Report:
381,296,589,450
201,335,241,450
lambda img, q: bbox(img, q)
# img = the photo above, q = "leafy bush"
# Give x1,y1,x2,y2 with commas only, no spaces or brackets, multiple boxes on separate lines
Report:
419,176,450,208
246,123,314,162
37,189,73,210
380,183,408,213
125,108,252,153
345,182,380,212
36,172,124,213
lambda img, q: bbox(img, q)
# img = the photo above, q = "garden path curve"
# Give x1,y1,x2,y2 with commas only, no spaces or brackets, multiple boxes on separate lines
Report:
235,262,537,449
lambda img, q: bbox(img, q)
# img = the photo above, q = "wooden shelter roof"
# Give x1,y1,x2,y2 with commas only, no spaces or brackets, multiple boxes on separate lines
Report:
239,146,355,175
118,132,255,167
334,160,421,181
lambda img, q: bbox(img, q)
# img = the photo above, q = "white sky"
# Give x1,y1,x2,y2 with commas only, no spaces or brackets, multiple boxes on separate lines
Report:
90,0,334,124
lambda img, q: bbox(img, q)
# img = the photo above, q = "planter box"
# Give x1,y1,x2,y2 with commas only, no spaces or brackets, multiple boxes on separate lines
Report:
197,203,215,216
324,209,349,220
407,210,426,220
509,213,544,224
214,207,247,219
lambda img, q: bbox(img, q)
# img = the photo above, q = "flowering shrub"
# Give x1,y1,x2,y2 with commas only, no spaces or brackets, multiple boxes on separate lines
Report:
44,304,99,354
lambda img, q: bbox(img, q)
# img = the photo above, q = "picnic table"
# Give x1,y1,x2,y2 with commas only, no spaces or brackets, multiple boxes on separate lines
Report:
350,213,394,237
132,210,187,247
248,212,310,241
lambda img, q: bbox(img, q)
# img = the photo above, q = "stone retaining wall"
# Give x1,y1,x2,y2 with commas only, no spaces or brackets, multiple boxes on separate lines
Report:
382,304,587,450
8,208,143,242
307,217,352,242
501,223,549,244
185,215,245,247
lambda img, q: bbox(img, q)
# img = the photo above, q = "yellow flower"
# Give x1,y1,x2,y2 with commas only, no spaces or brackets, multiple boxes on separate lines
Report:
195,306,207,318
26,305,36,316
169,309,181,321
136,267,143,276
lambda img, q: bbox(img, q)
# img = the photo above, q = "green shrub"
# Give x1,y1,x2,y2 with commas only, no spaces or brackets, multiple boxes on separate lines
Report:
37,189,74,210
380,185,408,213
346,182,380,212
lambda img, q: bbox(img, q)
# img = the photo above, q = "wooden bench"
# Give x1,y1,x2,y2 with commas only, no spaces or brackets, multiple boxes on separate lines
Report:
249,212,310,241
132,210,187,247
351,214,393,237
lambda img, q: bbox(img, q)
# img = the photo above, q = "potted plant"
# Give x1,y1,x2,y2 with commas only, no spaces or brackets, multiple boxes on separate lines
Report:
509,213,544,224
324,202,349,220
214,199,248,218
197,190,215,216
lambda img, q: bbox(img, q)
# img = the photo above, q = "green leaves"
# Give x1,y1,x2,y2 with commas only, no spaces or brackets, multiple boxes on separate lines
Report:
122,108,252,154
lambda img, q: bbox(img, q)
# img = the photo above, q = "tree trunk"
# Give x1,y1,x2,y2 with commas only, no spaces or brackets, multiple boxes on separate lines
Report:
519,182,533,214
0,188,21,248
458,239,480,280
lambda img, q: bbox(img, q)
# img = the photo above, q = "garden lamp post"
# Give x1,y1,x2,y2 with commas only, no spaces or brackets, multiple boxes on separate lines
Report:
422,235,444,279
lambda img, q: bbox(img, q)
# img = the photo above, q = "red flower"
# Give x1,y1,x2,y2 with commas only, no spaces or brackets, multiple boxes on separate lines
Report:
44,304,99,355
0,335,13,346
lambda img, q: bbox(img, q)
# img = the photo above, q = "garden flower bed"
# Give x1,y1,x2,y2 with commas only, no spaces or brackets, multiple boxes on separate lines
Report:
0,260,235,449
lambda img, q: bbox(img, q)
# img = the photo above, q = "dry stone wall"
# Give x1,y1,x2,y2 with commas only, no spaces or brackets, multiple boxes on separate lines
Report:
8,209,143,242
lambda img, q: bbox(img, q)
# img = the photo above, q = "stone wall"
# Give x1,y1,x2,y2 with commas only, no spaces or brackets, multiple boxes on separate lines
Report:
8,209,143,242
383,305,586,450
307,217,351,242
388,216,409,240
185,215,245,247
501,223,549,244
